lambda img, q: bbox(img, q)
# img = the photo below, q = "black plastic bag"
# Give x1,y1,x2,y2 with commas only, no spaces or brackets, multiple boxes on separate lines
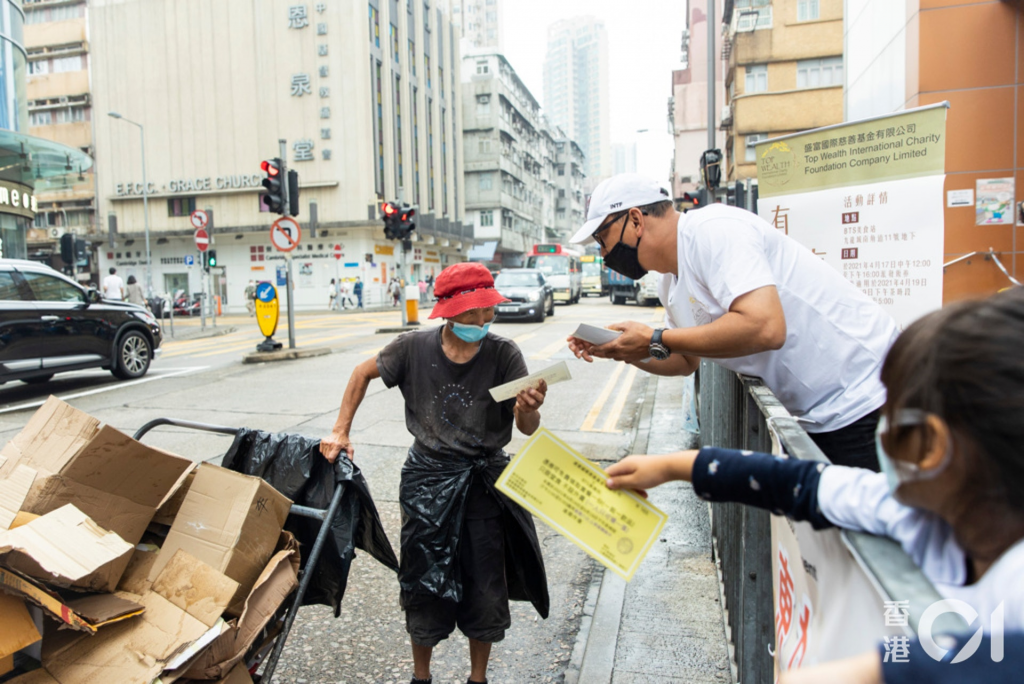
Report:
399,447,549,618
221,429,399,616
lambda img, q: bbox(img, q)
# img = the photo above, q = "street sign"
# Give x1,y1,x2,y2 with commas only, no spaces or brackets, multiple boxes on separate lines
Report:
190,210,209,230
255,282,279,338
184,255,195,266
194,228,210,252
270,217,301,252
333,244,343,260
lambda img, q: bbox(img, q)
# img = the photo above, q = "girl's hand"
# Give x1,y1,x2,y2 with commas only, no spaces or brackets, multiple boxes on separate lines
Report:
605,451,699,491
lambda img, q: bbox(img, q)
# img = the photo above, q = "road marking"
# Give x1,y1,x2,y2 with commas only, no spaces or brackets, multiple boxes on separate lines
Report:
512,332,536,345
360,346,384,356
581,363,625,432
0,367,209,415
600,365,639,433
651,307,664,322
529,338,568,360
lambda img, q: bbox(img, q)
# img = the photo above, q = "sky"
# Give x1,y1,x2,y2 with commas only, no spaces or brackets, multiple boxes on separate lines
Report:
500,0,688,185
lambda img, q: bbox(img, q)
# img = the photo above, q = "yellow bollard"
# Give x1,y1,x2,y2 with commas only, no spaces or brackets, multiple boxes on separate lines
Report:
406,296,419,324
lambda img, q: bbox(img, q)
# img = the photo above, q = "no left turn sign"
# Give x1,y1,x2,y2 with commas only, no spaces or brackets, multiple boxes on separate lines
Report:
270,217,302,252
190,210,209,230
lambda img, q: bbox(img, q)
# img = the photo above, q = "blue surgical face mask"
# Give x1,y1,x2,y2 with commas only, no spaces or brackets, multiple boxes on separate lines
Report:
875,409,952,497
449,320,491,343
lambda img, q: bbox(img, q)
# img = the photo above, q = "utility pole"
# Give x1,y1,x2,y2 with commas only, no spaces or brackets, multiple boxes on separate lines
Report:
708,0,717,153
280,139,296,350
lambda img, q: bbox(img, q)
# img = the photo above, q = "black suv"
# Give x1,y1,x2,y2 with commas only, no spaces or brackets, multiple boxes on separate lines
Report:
0,260,162,385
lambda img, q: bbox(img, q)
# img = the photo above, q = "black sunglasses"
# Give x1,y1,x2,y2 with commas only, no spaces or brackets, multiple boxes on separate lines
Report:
592,209,647,250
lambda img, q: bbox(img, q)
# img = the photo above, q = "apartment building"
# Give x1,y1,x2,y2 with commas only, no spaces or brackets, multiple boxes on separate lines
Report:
450,0,503,51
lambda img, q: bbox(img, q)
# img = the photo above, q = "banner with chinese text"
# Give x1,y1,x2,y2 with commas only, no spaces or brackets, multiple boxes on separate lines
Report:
755,104,948,328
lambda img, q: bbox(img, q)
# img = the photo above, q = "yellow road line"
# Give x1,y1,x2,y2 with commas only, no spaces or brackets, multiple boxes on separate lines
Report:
581,363,625,432
651,307,665,322
360,346,384,356
600,365,639,433
529,338,568,360
512,332,536,344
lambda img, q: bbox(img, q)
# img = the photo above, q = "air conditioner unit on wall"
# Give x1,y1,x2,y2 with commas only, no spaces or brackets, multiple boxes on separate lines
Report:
58,96,69,104
720,104,733,128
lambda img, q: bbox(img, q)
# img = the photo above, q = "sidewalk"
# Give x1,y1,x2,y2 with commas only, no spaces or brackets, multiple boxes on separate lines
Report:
567,374,733,683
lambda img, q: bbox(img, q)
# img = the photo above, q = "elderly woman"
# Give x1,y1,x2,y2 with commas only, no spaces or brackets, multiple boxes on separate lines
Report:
320,262,549,684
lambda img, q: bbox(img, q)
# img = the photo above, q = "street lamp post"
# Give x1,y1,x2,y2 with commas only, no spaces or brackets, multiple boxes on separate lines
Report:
108,112,153,297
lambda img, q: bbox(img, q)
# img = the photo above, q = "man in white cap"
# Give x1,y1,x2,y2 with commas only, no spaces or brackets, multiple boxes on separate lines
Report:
566,173,898,470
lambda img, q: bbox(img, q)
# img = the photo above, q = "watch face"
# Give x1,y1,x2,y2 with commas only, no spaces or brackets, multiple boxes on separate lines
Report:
649,343,670,361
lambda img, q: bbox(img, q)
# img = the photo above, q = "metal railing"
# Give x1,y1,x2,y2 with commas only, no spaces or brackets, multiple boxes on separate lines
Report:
697,361,964,683
943,248,1022,287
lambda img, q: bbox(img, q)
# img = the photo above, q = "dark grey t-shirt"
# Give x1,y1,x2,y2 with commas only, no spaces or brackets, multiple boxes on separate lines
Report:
377,326,529,458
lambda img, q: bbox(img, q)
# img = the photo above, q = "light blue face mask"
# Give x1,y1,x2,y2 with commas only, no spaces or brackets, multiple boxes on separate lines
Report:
450,321,491,343
875,409,951,497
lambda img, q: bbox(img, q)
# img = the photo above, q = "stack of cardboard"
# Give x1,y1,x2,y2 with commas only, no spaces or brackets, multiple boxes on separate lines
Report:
0,398,301,684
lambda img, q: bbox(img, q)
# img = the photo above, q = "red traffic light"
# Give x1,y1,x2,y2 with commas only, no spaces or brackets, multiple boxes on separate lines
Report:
382,202,397,216
261,160,280,177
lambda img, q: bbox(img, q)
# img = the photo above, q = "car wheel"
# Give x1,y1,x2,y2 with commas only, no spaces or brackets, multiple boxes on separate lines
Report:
112,330,152,380
23,374,54,385
547,296,555,316
536,305,546,323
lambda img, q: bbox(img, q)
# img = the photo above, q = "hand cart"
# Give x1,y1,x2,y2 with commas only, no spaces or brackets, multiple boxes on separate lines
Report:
134,417,343,683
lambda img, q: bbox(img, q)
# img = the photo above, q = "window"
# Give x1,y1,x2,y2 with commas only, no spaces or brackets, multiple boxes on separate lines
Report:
745,133,767,162
167,197,197,217
745,64,767,94
23,273,84,303
478,139,491,153
368,5,380,47
797,57,843,89
52,55,83,73
249,245,266,262
476,97,490,115
735,0,772,30
55,106,87,124
28,60,48,75
480,209,493,226
797,0,820,21
409,40,416,75
29,111,51,126
476,60,488,75
478,173,493,190
0,272,22,301
391,24,399,62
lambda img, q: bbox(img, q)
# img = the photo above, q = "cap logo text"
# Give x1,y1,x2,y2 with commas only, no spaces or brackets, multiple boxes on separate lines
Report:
610,202,622,209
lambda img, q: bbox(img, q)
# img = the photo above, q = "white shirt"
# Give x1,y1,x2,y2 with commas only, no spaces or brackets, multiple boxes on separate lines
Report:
659,205,898,432
102,274,125,301
819,466,1024,631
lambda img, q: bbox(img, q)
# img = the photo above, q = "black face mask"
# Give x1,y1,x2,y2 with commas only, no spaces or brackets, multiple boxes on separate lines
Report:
603,216,648,280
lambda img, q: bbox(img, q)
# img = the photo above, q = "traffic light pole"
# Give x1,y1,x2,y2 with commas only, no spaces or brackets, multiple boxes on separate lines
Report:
280,139,296,350
399,242,408,326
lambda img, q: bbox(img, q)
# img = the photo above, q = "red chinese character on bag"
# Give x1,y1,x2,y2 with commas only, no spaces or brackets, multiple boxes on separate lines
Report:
776,548,796,643
787,597,813,670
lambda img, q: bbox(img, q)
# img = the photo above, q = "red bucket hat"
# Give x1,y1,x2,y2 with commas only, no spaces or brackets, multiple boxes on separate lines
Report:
428,262,510,319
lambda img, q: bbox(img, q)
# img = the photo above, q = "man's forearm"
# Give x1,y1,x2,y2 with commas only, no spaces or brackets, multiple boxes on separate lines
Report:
630,354,698,376
331,371,372,436
663,311,784,358
515,407,541,435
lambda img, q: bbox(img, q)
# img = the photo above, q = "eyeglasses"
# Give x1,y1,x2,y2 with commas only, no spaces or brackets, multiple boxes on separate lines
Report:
593,210,646,250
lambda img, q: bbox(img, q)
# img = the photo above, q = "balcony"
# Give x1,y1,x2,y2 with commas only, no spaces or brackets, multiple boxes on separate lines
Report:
29,121,91,150
25,20,87,50
732,86,843,135
27,71,89,100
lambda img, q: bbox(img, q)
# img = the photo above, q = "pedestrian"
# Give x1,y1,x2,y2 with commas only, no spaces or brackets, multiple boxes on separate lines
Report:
427,273,435,300
244,280,257,316
353,277,364,309
390,278,402,307
328,278,339,311
102,267,126,301
418,278,427,303
567,174,898,469
606,286,1024,680
124,275,147,307
319,262,550,684
338,279,353,309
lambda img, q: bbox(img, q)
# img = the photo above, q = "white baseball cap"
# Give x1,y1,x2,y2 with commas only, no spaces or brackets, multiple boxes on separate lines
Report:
570,174,671,245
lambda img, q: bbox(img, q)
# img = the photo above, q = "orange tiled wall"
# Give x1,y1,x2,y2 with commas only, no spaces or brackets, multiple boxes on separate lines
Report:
915,0,1022,301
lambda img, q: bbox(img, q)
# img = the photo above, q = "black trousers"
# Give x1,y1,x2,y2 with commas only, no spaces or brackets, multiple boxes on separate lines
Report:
808,409,881,471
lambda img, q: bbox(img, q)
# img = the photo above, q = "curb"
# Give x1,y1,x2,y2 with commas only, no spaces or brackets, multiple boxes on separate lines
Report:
565,373,660,684
166,326,237,342
241,347,333,364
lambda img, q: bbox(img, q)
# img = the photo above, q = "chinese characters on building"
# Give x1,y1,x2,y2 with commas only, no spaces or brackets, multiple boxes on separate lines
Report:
288,4,331,162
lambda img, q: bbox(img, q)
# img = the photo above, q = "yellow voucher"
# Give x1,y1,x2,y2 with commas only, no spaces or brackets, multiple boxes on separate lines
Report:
496,428,667,581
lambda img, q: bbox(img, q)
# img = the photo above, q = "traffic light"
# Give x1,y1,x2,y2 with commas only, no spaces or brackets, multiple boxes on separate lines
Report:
700,149,723,189
381,201,400,240
60,233,74,263
679,191,702,212
261,158,284,214
287,169,300,217
398,205,416,238
206,249,218,270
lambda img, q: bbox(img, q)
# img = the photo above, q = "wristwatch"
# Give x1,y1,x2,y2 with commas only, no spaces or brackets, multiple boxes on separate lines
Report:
649,328,670,361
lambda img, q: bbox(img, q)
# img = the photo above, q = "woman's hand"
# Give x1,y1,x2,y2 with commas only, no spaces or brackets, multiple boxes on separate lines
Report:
515,379,547,414
319,432,354,463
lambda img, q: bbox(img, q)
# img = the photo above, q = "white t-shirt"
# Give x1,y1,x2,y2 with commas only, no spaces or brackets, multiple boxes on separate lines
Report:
819,466,1024,631
659,204,897,432
102,274,125,301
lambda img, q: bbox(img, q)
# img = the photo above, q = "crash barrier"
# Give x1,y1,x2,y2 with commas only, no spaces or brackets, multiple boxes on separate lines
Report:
696,361,967,682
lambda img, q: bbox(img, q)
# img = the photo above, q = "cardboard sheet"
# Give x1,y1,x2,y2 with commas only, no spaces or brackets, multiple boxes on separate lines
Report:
0,504,133,592
150,464,291,608
0,397,193,591
0,593,41,660
0,465,36,531
0,567,144,634
152,550,239,628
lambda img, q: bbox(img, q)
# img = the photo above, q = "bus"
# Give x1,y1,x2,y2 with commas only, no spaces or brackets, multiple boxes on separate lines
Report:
581,254,606,296
525,244,582,304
